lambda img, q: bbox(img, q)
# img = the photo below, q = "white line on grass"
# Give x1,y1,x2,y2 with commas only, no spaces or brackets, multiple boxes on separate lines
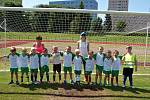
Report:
0,70,150,76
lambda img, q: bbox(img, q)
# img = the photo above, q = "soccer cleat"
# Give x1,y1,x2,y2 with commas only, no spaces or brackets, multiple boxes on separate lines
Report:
16,81,19,85
64,80,67,85
71,80,74,85
9,81,14,84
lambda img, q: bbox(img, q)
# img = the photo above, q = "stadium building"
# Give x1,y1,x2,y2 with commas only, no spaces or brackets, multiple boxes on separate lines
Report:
108,0,150,32
49,0,98,18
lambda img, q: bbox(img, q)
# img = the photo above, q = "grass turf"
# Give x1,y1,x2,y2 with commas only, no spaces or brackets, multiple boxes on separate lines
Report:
0,72,150,100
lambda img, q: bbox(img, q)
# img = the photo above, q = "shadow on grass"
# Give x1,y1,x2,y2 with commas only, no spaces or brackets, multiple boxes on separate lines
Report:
0,91,150,99
104,86,150,94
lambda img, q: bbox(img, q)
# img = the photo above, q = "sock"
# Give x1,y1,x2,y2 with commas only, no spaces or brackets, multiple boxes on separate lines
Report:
27,76,29,82
21,76,23,82
31,74,33,82
53,75,55,82
46,74,49,82
40,75,43,82
59,74,61,81
35,74,37,81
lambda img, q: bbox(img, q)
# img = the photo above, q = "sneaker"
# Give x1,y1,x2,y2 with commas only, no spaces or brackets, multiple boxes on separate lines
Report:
64,80,67,85
71,80,74,85
16,81,19,85
9,81,14,84
122,85,126,88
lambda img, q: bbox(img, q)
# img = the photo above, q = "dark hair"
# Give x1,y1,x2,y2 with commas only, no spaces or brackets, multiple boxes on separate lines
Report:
36,35,42,40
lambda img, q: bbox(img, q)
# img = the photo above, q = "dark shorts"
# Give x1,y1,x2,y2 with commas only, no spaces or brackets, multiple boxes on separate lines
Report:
53,64,61,73
123,68,133,75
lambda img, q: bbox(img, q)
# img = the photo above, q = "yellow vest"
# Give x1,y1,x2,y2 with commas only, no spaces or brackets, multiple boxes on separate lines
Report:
123,53,136,68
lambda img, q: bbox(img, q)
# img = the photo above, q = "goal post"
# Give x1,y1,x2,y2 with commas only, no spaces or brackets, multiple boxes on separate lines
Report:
0,7,150,68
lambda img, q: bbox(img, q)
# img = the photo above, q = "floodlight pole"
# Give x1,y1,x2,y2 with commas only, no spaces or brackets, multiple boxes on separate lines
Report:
144,22,149,68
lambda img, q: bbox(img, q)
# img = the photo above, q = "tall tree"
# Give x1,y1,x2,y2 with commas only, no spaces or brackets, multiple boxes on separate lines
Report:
90,17,103,32
116,21,126,32
103,14,112,32
4,2,32,32
70,1,92,33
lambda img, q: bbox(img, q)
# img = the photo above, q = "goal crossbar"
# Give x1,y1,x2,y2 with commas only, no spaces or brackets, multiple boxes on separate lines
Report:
0,7,150,16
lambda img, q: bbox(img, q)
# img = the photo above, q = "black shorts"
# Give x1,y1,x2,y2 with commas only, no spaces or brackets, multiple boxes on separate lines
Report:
123,68,133,76
53,64,61,73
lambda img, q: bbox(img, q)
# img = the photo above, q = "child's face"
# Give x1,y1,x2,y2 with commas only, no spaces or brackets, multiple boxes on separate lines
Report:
107,51,111,57
76,51,80,56
31,49,36,54
53,47,58,53
80,36,86,41
11,50,16,54
88,52,93,58
99,47,104,53
126,47,132,53
113,51,119,57
66,46,71,52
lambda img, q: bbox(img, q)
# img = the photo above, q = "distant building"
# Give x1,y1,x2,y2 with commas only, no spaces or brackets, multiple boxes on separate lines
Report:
108,0,150,32
0,0,22,6
49,0,98,18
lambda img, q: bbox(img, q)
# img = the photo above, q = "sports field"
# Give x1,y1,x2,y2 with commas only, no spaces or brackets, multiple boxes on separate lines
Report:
0,32,150,100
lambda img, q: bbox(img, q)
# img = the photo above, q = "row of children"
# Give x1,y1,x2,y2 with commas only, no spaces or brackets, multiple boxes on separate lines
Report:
7,45,137,88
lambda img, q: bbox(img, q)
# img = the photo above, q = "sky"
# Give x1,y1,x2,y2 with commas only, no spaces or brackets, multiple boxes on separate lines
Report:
22,0,150,12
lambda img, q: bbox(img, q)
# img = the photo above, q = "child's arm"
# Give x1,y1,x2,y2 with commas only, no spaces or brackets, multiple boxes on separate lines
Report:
93,53,97,60
87,42,89,52
77,41,79,49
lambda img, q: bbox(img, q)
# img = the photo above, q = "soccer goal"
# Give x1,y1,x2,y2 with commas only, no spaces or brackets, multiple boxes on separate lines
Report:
0,7,150,68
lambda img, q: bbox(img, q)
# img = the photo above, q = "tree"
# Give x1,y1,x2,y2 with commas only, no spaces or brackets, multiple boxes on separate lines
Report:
70,1,92,33
4,2,32,32
103,14,112,32
116,21,126,32
90,17,103,32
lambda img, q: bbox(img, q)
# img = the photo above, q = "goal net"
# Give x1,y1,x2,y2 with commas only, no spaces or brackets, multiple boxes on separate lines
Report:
0,7,150,69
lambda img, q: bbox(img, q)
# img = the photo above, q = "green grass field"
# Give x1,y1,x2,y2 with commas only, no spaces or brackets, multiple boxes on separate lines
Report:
0,32,150,100
0,71,150,100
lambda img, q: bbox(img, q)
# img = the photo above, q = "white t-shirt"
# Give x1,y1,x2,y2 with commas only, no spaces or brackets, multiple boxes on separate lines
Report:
52,52,62,64
8,54,19,68
79,40,88,57
95,52,105,66
63,52,74,67
73,56,83,71
41,54,50,67
112,57,121,70
104,58,113,71
30,54,39,69
85,57,95,71
19,54,29,67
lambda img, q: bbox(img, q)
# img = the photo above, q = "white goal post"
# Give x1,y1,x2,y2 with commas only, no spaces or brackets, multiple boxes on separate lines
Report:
0,7,150,68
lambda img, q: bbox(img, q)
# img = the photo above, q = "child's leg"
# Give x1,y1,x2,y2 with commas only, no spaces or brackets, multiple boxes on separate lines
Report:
26,72,29,82
111,76,114,86
15,72,18,82
95,71,98,84
108,74,110,84
89,75,91,83
129,74,133,87
34,72,37,82
64,72,67,81
40,72,44,82
104,75,107,85
53,71,56,82
21,73,24,82
46,72,49,82
69,72,73,81
85,74,88,82
116,76,119,86
31,73,34,82
10,72,14,82
123,75,127,87
99,72,102,84
58,72,61,82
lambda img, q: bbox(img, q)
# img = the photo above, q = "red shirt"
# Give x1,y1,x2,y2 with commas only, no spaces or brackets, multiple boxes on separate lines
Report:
33,43,44,54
